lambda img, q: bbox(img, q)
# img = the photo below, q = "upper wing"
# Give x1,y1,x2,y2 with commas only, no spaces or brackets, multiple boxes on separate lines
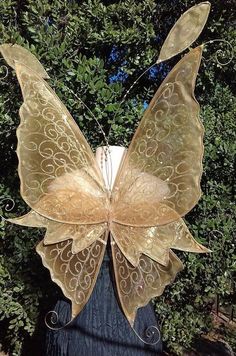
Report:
157,2,210,63
0,43,49,78
112,46,204,227
7,209,48,227
12,61,108,224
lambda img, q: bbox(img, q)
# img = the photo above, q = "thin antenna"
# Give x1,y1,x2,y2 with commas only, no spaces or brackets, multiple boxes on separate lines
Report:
106,61,158,143
66,88,110,149
65,87,115,190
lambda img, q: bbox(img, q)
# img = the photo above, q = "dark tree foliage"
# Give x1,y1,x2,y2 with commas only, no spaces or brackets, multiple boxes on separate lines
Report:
0,0,235,354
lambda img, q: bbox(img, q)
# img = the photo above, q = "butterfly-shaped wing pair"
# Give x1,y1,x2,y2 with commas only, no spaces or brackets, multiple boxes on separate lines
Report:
1,2,211,326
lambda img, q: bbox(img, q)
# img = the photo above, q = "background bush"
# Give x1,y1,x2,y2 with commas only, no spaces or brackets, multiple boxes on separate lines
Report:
0,0,235,355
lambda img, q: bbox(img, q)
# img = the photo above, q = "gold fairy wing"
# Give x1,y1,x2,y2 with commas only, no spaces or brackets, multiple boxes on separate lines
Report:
111,222,169,267
157,2,210,63
2,47,109,321
8,210,107,254
110,47,210,325
0,43,49,78
7,210,47,227
9,209,107,317
112,46,204,226
110,219,209,268
37,232,108,318
43,221,107,253
111,236,183,326
166,219,211,253
11,61,108,224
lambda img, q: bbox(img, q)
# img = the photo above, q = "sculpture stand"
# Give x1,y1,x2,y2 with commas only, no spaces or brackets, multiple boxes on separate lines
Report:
44,146,163,355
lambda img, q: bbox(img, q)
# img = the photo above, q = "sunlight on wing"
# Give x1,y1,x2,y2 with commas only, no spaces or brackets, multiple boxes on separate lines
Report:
44,221,107,253
110,218,209,268
0,43,49,78
112,170,179,226
7,210,47,227
34,169,109,224
37,232,108,318
8,209,107,254
111,236,183,326
158,2,210,63
168,219,211,253
112,47,204,226
111,222,169,267
14,62,108,224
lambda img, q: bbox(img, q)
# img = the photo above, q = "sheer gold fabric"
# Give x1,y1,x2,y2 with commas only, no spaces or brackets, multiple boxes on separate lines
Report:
8,210,47,227
111,238,183,326
37,233,108,318
158,2,210,63
112,47,204,227
0,43,49,79
2,3,211,326
15,63,108,224
111,219,210,268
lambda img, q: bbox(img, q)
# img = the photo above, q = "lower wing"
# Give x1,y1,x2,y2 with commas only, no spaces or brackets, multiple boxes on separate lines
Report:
8,210,107,253
37,231,108,319
9,210,108,319
110,219,210,268
111,235,183,326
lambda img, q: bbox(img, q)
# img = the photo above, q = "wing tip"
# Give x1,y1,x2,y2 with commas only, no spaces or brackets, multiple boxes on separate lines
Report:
0,43,50,79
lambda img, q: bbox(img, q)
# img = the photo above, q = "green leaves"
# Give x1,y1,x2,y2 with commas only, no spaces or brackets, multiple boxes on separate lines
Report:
0,0,235,354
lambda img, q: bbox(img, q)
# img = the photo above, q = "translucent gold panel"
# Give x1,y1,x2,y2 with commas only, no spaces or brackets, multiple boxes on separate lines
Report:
110,219,209,268
34,170,109,223
1,41,211,327
158,2,210,62
111,237,183,326
111,222,169,267
112,169,179,226
0,43,49,78
112,47,204,226
8,210,107,254
36,233,108,318
14,62,108,223
128,219,210,254
7,210,47,227
44,221,107,253
168,219,211,253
